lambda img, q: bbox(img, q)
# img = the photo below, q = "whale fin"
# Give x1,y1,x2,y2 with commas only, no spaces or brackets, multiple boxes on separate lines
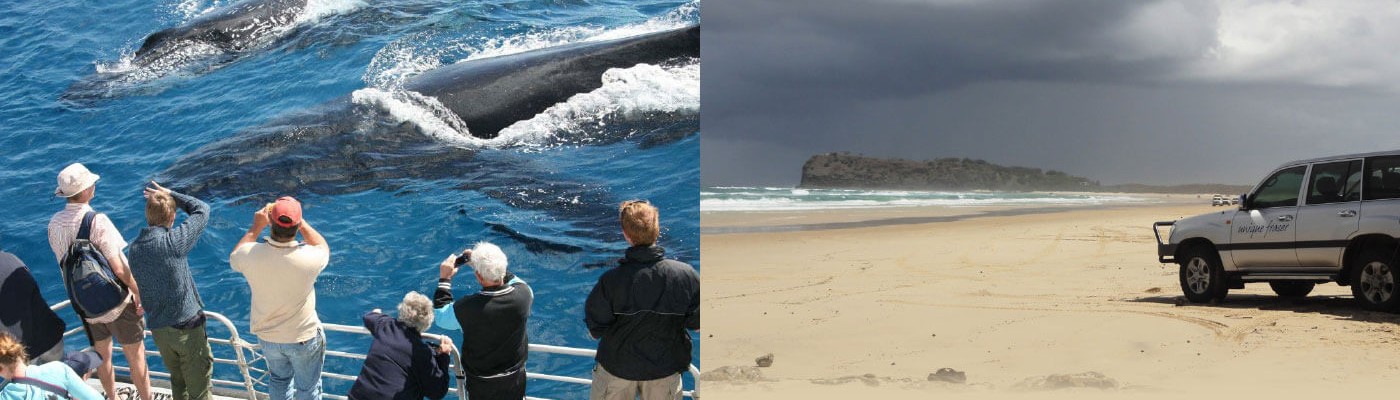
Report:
135,28,180,61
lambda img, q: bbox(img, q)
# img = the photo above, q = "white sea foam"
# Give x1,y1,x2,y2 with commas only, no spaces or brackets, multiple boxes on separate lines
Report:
700,187,1147,212
493,62,700,146
296,0,365,24
363,31,444,90
350,88,482,146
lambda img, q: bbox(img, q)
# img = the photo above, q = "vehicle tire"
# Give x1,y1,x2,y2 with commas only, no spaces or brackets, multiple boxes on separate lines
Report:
1351,247,1400,311
1179,246,1228,303
1268,282,1314,298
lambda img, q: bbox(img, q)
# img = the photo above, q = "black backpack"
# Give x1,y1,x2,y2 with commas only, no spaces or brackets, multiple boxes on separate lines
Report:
61,211,129,320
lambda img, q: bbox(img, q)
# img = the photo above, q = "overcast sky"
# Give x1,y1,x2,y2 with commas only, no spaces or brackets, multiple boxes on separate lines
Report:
701,0,1400,187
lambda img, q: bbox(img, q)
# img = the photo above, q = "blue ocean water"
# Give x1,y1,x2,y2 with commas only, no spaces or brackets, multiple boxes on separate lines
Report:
0,0,699,398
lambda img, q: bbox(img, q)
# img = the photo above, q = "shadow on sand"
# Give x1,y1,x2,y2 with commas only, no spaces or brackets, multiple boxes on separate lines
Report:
1127,293,1400,324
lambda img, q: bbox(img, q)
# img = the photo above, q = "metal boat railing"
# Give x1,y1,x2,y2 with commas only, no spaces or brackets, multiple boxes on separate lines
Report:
50,300,699,399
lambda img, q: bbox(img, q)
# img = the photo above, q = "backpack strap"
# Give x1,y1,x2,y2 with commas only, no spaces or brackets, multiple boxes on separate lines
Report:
9,376,71,399
77,211,98,241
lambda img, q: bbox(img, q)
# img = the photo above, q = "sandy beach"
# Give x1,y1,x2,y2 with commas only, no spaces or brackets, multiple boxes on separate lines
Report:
700,196,1400,398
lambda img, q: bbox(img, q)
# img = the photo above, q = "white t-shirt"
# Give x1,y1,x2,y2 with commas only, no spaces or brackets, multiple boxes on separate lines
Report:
230,239,329,343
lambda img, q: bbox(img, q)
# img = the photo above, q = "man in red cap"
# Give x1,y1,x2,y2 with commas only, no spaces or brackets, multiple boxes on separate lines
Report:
229,196,330,400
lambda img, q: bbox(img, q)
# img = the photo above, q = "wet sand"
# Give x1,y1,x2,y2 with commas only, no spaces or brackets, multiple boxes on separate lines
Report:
700,198,1400,398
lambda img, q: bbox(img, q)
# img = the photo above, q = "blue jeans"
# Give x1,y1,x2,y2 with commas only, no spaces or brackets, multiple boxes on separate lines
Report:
260,330,325,400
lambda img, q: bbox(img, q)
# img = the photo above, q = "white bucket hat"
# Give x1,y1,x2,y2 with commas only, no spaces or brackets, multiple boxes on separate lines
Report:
55,163,100,198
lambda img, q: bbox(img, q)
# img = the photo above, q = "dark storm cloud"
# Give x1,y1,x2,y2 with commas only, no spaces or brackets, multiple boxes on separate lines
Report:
701,0,1400,186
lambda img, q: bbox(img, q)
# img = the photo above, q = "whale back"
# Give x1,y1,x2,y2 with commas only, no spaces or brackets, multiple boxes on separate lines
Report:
404,24,700,138
134,0,307,62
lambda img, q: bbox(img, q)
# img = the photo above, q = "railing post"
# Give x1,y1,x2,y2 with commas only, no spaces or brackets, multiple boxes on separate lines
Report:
205,311,259,399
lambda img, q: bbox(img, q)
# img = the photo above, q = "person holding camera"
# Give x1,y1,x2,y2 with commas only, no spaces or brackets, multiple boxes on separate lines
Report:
431,242,533,400
230,196,330,400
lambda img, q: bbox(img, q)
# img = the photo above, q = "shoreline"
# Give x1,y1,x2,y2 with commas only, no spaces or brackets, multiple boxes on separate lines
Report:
701,192,1209,234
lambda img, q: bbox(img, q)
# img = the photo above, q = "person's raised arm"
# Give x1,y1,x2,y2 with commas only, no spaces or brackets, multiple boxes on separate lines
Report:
149,182,209,253
432,254,461,331
299,220,327,251
231,206,270,260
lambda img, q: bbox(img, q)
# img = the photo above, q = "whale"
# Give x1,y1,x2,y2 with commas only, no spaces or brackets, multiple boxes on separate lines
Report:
62,0,320,101
155,25,700,240
134,0,308,66
404,24,699,138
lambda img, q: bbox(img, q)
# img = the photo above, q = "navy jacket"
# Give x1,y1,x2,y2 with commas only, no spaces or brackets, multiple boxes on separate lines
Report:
348,312,451,400
0,251,65,360
584,245,700,381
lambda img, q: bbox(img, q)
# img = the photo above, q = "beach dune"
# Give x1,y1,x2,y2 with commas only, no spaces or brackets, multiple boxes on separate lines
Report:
701,198,1400,398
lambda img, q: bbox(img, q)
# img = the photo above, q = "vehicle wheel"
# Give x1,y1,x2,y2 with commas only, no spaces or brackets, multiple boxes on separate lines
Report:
1351,248,1400,311
1268,282,1315,298
1179,247,1228,303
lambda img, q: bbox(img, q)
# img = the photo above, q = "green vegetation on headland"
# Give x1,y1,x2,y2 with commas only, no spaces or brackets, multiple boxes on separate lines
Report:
799,153,1252,194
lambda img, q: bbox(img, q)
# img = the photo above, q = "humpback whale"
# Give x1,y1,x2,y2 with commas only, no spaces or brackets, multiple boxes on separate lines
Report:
62,0,327,101
133,0,307,66
404,24,700,138
157,25,699,232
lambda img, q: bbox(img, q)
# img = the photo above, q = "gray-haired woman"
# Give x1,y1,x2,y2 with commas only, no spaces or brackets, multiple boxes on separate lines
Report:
348,292,454,400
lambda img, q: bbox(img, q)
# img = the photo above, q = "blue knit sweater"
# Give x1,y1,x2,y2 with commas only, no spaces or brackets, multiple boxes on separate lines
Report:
127,191,209,329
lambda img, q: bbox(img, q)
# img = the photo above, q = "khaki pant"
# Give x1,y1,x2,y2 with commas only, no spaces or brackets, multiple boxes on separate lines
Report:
589,365,681,400
152,324,213,400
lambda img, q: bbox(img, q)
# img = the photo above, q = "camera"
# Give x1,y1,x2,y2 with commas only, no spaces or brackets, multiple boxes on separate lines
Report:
454,251,472,267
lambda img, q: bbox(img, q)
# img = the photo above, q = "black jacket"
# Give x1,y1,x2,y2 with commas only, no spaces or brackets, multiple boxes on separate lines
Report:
433,273,532,379
0,251,65,360
584,245,700,381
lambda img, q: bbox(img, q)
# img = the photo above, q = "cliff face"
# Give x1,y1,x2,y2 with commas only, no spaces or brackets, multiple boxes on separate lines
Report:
799,153,1095,191
798,153,1252,194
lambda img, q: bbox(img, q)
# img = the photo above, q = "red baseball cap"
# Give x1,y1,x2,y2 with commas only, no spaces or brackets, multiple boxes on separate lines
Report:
270,196,303,228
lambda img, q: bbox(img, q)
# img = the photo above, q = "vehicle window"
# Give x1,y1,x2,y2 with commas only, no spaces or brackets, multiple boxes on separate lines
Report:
1250,166,1306,209
1306,160,1361,205
1365,156,1400,201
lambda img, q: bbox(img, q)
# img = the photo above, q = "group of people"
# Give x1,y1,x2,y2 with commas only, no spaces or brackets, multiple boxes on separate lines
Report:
0,163,701,400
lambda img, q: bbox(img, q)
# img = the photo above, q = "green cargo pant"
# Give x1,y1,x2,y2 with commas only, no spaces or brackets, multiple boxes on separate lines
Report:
152,324,214,400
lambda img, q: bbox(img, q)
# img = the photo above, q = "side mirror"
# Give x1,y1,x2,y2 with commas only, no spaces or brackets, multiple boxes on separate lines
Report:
1238,194,1249,210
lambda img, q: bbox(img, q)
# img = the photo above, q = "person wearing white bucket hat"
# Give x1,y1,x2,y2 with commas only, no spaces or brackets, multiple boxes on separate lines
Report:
46,163,153,400
52,163,100,198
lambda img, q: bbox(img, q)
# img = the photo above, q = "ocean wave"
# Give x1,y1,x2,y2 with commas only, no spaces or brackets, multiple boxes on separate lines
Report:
349,87,480,145
700,187,1146,212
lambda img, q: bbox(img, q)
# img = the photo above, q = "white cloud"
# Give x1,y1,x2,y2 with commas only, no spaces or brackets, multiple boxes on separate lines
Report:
1184,0,1400,89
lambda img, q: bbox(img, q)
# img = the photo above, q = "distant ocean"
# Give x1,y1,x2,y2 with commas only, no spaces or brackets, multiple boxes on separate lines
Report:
701,187,1145,212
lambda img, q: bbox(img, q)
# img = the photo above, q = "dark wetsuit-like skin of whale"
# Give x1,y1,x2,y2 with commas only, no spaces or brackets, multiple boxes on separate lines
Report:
405,24,700,138
160,25,700,200
133,0,308,66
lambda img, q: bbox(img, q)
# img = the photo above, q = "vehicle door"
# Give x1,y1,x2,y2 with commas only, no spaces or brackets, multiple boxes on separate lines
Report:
1228,165,1306,269
1358,155,1400,248
1295,159,1362,267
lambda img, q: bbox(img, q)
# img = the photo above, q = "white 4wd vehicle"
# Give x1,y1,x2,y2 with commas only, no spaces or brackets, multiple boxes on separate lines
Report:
1155,151,1400,310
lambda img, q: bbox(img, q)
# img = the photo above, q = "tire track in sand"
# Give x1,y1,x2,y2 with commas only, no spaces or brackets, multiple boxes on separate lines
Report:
873,298,1283,341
